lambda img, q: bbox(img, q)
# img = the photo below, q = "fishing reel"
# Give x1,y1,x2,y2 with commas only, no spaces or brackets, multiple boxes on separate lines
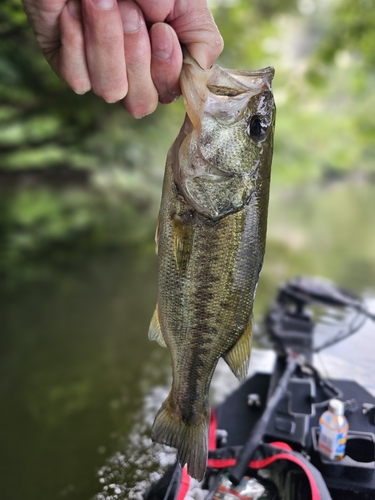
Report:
265,275,374,359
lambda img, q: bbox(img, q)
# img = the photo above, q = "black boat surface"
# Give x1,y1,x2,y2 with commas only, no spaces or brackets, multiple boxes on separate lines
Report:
144,276,375,500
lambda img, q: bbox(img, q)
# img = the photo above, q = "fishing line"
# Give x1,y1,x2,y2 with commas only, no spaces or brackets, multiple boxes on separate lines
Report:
313,308,367,353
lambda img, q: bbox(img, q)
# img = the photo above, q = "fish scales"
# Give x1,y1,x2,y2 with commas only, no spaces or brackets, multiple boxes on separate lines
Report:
149,54,275,480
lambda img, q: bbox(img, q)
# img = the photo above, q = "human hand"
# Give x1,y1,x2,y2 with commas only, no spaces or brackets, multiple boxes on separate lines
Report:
22,0,224,118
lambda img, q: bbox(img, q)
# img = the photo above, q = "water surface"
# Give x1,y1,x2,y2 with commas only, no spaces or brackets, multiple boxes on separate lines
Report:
1,181,374,499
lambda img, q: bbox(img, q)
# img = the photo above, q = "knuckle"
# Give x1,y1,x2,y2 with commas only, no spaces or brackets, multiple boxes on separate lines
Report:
61,27,82,49
198,13,224,56
214,33,224,56
99,30,123,48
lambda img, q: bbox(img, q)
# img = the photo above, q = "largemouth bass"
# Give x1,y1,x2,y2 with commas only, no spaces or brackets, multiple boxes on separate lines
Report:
149,54,275,480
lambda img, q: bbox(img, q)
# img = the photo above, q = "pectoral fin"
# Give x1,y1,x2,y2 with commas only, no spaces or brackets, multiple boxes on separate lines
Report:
148,306,167,347
172,212,193,273
224,319,252,381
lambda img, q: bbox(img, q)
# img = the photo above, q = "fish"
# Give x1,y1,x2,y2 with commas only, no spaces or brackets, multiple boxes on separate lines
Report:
148,53,276,481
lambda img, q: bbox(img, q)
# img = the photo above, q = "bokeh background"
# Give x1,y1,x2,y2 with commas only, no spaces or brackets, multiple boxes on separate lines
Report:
1,0,375,499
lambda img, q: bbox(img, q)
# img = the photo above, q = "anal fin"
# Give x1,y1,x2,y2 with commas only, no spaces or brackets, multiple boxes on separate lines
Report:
148,306,167,347
224,318,252,381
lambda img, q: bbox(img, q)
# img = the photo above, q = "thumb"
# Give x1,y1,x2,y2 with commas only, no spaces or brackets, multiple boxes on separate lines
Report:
169,2,223,69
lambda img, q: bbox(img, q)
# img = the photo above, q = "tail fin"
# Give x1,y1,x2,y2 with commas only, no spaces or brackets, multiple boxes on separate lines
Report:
151,398,209,481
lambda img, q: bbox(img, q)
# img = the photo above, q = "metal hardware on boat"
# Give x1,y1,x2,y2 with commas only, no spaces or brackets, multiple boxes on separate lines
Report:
344,398,358,413
247,393,261,407
362,403,375,424
216,429,228,446
362,403,375,414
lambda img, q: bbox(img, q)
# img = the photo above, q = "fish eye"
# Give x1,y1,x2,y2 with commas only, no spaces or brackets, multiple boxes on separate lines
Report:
247,115,266,141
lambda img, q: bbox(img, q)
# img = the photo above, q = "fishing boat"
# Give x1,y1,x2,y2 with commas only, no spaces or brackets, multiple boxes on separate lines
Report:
144,276,375,500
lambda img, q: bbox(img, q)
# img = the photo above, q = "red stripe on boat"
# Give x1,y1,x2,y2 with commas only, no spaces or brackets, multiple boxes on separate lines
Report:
268,441,293,451
180,415,320,500
207,442,321,500
209,410,217,451
177,466,191,500
207,457,237,468
249,452,321,500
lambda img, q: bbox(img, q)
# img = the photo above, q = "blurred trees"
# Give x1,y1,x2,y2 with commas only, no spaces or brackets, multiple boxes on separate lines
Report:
0,0,182,280
214,0,375,183
319,0,375,68
1,0,375,282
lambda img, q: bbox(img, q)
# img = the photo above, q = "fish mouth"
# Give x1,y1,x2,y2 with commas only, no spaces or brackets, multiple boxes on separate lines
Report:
206,66,275,98
181,56,275,129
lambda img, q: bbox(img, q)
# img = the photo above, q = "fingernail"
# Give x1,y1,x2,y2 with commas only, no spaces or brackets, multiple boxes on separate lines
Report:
91,0,116,10
67,0,81,19
121,3,141,33
191,49,210,70
151,25,173,59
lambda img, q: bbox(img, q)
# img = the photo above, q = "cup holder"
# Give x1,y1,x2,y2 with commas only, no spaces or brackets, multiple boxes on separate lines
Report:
311,428,375,470
345,437,375,463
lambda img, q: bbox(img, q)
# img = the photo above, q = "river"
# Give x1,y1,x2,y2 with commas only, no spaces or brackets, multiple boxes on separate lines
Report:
0,181,374,499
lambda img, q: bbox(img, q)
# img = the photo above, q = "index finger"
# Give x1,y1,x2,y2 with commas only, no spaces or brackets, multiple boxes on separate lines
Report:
81,0,128,102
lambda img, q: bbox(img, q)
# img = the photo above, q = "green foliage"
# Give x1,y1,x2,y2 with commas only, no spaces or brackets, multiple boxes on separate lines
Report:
319,0,375,68
2,0,375,281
